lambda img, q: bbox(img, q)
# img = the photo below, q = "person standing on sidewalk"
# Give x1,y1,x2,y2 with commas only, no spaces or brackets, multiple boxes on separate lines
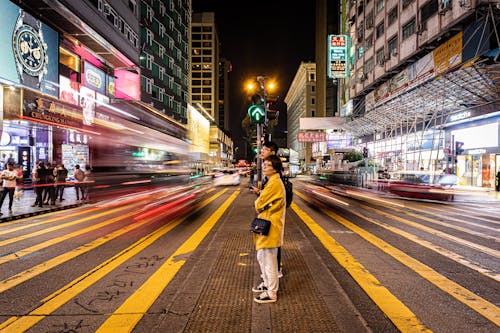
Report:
251,141,285,278
73,164,85,200
55,164,68,201
252,155,286,304
0,162,20,215
32,161,46,208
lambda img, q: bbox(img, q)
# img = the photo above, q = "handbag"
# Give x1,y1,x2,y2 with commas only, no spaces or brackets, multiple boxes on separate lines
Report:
250,217,271,235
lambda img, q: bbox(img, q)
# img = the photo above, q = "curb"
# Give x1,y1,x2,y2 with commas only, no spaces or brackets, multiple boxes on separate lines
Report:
0,203,83,223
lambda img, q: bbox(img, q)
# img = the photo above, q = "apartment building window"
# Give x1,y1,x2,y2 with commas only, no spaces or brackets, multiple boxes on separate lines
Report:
376,47,385,64
146,29,153,46
366,12,374,29
402,0,415,9
311,98,315,105
128,0,137,14
365,57,374,72
145,77,152,93
376,21,385,39
402,18,416,40
376,0,384,13
311,86,315,92
146,4,153,21
388,7,398,26
366,33,373,48
421,0,438,22
388,35,398,54
309,73,315,81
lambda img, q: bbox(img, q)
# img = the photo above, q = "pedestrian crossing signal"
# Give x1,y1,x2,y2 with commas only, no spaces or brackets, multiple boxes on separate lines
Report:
248,104,265,123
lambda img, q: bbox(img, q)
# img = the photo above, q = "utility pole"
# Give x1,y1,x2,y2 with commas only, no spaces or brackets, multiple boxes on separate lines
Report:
256,76,267,187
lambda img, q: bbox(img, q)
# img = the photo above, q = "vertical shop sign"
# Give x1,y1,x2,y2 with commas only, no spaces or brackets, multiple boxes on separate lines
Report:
328,35,349,78
18,146,30,180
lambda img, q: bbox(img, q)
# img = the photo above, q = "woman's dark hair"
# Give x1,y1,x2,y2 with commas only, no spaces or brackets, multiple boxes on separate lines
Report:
265,155,282,173
262,141,279,153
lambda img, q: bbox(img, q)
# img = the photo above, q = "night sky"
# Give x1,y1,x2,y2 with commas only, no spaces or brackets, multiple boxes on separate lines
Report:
192,1,316,157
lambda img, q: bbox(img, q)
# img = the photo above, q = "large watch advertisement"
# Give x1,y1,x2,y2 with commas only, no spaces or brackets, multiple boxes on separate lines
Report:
0,1,59,97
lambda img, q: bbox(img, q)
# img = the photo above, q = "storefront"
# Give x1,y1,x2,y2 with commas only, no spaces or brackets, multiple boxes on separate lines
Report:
1,86,92,179
448,117,500,189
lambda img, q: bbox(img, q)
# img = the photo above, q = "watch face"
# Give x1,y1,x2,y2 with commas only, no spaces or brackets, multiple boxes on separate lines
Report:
13,24,47,77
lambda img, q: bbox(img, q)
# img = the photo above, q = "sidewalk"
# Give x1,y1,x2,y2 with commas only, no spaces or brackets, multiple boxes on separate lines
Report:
0,186,83,222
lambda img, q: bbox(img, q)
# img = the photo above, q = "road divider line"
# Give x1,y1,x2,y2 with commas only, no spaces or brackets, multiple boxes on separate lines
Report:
95,190,240,332
295,191,500,326
0,205,135,248
290,200,431,333
347,202,500,282
360,203,500,258
0,189,228,332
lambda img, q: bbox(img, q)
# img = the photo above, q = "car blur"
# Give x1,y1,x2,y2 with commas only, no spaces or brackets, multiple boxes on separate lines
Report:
212,168,241,186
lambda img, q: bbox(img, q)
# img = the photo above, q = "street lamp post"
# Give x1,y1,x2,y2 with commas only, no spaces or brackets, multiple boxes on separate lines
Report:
256,76,266,187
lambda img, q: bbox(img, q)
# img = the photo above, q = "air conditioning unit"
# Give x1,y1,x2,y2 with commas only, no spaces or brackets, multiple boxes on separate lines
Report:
384,53,391,61
416,23,426,34
377,57,385,66
391,49,398,57
439,0,451,14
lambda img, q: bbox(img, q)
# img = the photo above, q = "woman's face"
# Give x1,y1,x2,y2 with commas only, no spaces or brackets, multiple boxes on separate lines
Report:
262,161,276,177
260,146,274,159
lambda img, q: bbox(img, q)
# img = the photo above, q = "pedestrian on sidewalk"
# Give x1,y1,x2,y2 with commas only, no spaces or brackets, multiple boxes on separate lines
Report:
73,164,85,200
32,161,45,208
252,140,285,278
252,155,285,304
0,162,20,215
55,163,68,201
43,162,56,205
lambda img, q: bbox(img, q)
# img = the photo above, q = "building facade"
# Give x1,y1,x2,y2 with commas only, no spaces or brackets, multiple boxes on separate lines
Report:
0,0,192,181
285,62,317,170
338,0,499,188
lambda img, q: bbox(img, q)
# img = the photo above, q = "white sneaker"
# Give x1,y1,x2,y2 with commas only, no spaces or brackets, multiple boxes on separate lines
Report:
252,282,267,293
254,291,276,304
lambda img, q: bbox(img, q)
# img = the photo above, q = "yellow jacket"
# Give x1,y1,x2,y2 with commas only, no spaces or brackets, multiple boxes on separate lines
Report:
253,173,286,250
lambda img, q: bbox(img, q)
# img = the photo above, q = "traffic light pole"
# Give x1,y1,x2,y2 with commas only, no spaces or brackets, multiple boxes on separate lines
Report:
256,123,263,186
256,76,267,188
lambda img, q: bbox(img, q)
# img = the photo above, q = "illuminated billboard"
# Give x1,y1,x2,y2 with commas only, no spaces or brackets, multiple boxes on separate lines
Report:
0,2,59,96
328,35,348,79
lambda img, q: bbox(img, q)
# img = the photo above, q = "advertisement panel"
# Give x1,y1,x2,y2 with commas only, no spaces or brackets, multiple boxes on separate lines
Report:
80,86,96,126
59,75,79,105
83,61,106,95
0,2,59,97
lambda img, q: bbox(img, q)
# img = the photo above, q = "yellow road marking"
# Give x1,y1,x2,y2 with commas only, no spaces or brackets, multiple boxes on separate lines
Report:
361,203,499,258
0,207,102,236
0,189,228,332
291,199,432,333
96,190,239,332
335,200,500,282
0,205,134,247
0,208,144,265
295,190,500,326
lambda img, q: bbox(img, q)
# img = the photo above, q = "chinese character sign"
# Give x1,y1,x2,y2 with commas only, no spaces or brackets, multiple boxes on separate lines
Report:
328,35,348,79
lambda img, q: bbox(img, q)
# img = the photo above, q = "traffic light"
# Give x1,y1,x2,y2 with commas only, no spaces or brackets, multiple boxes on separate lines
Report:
248,93,266,124
455,141,464,155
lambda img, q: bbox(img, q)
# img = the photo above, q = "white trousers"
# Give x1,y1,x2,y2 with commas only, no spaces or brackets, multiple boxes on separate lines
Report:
256,248,279,298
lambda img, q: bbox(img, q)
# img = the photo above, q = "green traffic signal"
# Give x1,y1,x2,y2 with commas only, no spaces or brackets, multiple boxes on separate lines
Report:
248,104,266,123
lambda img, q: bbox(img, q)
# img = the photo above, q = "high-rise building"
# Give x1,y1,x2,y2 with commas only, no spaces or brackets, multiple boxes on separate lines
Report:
139,0,191,126
285,62,317,166
191,12,220,123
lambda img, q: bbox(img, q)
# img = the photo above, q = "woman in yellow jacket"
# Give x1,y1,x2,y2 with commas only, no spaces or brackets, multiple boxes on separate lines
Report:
252,155,286,303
